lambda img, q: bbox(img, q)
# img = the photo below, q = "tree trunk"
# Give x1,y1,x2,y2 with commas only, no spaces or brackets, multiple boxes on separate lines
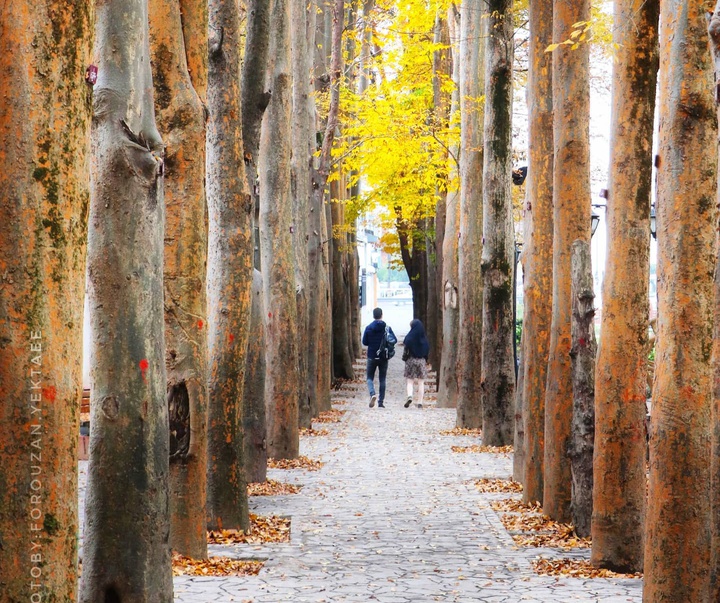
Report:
331,192,356,379
711,6,720,598
0,2,92,599
261,0,300,460
149,0,209,561
513,328,526,482
569,240,596,538
542,0,590,523
291,0,313,428
644,2,716,599
80,0,173,600
456,0,483,427
521,0,553,507
480,0,514,445
206,0,253,531
591,0,658,573
243,269,267,483
349,237,362,358
430,12,451,382
437,4,461,409
242,0,272,270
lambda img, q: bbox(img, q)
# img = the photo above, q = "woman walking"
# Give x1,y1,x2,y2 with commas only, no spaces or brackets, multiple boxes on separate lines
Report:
403,319,430,408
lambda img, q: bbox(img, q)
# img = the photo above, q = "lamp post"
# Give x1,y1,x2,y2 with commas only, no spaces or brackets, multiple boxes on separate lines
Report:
513,242,522,378
650,204,657,239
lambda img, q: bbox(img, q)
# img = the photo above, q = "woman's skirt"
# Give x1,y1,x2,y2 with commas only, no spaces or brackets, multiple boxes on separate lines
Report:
404,356,428,380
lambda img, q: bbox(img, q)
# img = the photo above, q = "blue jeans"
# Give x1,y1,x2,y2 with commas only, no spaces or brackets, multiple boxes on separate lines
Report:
366,357,388,403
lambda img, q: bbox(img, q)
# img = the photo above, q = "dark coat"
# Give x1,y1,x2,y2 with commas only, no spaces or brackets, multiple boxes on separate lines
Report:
403,321,430,360
362,320,393,359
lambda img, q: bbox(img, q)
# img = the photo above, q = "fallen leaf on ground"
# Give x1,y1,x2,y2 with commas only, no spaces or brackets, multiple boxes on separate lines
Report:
267,456,324,471
474,478,523,493
531,558,641,579
299,427,330,437
248,479,301,496
452,445,513,455
315,409,346,423
490,498,541,513
439,427,483,436
172,553,264,577
207,513,290,545
501,513,591,549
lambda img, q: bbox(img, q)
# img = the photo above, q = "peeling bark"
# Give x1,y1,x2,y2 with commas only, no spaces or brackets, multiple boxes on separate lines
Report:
206,0,253,532
569,240,595,538
80,0,173,599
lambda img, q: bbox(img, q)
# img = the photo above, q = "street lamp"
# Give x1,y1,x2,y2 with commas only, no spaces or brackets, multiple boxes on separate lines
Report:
591,210,601,237
650,204,657,240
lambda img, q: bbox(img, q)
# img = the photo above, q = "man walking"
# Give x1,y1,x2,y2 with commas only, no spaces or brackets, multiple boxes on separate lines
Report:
362,307,396,408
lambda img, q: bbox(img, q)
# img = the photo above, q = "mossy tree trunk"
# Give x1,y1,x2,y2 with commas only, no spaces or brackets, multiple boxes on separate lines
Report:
206,0,253,531
149,0,209,561
80,0,173,600
0,1,93,599
480,0,514,444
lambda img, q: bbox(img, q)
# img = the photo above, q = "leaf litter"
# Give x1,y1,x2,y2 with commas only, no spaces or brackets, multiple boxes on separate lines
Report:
452,445,514,455
248,479,301,496
474,478,523,493
172,553,264,577
299,427,330,437
207,513,290,545
532,558,641,579
315,409,346,423
439,427,483,436
267,455,324,471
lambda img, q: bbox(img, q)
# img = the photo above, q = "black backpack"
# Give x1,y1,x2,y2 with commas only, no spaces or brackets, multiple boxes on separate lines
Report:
376,326,397,360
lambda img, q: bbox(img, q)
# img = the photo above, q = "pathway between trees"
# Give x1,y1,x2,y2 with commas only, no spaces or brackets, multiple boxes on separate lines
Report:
85,354,643,602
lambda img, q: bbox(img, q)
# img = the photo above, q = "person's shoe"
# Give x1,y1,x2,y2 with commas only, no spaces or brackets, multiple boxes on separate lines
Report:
369,394,377,408
416,403,423,409
378,402,385,408
404,396,412,408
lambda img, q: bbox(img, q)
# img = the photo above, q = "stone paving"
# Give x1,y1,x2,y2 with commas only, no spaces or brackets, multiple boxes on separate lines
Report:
80,352,643,602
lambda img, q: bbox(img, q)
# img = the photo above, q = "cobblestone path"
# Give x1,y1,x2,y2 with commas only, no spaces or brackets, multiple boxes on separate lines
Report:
170,353,643,603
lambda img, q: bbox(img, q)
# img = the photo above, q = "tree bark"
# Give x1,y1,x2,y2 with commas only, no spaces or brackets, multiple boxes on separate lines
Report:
80,0,173,600
430,12,451,382
291,0,313,428
513,328,526,482
261,0,301,459
0,2,92,599
521,0,553,507
455,0,483,426
569,240,596,538
591,0,658,573
243,269,267,483
206,0,253,531
480,0,514,445
711,5,720,598
543,0,590,523
312,0,349,384
644,2,716,600
437,4,461,409
242,0,272,270
149,0,209,561
331,196,356,378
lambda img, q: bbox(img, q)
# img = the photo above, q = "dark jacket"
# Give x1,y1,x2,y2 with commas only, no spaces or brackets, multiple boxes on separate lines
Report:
363,320,394,359
403,321,430,360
